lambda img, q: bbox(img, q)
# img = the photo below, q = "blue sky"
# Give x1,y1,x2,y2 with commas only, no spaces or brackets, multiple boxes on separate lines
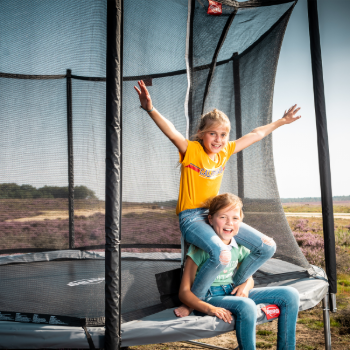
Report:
272,0,350,198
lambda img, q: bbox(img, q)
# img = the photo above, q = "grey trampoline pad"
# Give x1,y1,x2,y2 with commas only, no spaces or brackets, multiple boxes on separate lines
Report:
121,264,328,347
0,260,328,349
0,321,105,349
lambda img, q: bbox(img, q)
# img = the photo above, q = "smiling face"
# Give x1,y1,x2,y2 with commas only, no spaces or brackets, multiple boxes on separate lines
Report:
208,205,242,245
199,124,230,160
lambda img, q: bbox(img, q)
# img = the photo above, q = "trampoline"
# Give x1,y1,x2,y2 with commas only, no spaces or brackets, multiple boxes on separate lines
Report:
0,0,336,349
0,251,328,349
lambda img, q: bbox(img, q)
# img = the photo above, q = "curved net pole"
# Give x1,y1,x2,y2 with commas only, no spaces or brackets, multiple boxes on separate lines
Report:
232,53,244,200
105,0,123,349
307,0,337,296
308,2,337,348
201,9,237,115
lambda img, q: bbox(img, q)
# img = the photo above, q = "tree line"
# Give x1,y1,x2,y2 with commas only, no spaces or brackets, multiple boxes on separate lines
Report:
0,183,97,200
280,195,350,203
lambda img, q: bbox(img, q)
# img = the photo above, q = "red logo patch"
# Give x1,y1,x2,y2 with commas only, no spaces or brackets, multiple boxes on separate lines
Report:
261,305,280,320
207,1,222,16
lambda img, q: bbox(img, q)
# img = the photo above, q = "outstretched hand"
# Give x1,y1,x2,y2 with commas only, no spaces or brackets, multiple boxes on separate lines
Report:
134,80,153,111
282,104,301,124
208,306,233,323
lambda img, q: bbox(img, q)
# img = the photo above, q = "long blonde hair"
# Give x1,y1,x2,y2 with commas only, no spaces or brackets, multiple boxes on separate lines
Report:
204,192,244,221
192,109,231,147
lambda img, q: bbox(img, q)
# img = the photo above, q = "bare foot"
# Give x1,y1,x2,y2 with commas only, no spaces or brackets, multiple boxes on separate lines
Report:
174,304,193,317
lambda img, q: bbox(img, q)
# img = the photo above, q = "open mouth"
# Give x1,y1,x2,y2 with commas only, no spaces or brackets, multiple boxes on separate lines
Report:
212,144,221,149
223,228,233,233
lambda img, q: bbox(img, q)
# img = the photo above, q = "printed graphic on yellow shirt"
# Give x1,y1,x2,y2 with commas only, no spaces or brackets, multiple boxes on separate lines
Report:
186,163,225,180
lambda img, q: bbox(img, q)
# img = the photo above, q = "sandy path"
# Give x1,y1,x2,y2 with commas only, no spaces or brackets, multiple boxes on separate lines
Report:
5,207,169,222
7,210,350,222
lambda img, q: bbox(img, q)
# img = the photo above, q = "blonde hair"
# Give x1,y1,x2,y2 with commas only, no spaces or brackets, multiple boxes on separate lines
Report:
205,193,244,221
192,109,231,146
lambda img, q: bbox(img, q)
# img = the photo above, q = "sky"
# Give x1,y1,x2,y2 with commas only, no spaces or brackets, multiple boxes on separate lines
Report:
0,0,349,200
272,0,350,198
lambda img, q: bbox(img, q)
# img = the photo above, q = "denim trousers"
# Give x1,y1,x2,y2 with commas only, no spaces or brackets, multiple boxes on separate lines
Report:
179,208,276,300
194,285,299,350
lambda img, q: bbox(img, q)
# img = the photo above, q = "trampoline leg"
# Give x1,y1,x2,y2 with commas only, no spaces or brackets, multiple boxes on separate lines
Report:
182,340,230,350
322,293,332,350
329,293,337,313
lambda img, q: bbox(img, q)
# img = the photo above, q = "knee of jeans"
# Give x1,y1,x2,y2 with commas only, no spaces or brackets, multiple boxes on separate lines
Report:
219,250,231,265
286,288,300,307
261,235,276,257
209,247,231,265
239,299,257,321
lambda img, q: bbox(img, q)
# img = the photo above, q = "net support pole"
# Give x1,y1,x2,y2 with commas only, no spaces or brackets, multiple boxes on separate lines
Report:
66,69,75,249
307,0,337,296
233,53,244,199
322,293,332,350
105,0,123,349
186,0,195,138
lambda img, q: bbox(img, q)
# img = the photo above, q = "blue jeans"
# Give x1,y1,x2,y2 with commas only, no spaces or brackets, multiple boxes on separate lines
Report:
194,285,299,350
179,208,276,300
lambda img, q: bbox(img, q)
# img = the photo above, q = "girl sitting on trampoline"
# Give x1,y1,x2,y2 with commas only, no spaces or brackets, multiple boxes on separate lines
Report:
179,192,299,350
134,80,301,317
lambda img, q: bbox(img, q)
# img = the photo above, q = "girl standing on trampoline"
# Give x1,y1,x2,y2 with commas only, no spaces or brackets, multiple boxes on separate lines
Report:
179,192,299,350
134,80,301,317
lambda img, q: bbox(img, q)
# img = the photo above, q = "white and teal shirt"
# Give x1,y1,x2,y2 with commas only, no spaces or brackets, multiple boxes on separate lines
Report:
187,239,250,287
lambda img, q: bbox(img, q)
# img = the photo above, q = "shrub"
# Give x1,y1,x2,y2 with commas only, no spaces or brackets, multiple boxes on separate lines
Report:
335,306,350,334
293,231,325,267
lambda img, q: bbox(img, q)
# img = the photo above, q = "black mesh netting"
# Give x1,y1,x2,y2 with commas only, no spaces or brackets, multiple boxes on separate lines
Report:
0,0,307,325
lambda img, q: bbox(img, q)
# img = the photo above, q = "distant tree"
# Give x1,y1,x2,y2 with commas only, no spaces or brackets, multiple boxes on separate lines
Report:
0,183,38,199
74,185,98,199
0,183,97,200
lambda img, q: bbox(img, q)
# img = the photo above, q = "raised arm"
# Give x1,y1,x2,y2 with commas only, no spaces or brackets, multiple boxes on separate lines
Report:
134,80,188,155
178,257,233,323
233,105,301,154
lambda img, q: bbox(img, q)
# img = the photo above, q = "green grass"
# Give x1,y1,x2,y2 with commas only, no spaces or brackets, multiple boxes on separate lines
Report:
257,330,273,336
297,318,324,330
297,316,341,330
337,274,350,296
330,318,341,328
256,342,273,349
297,345,317,350
338,279,350,287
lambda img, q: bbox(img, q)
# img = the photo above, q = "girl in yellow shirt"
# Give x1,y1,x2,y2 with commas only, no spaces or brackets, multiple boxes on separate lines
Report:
134,80,301,317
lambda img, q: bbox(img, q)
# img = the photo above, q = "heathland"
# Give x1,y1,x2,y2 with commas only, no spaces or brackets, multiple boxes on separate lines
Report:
1,192,350,349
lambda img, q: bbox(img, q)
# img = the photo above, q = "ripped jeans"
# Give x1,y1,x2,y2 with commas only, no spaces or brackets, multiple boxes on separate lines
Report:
179,208,276,300
194,285,299,350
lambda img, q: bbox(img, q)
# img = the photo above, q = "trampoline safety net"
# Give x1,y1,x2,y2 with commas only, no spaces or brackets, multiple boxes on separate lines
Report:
0,0,309,328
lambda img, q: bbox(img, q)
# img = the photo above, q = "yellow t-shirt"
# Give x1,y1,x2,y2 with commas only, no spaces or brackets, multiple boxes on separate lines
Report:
176,140,236,215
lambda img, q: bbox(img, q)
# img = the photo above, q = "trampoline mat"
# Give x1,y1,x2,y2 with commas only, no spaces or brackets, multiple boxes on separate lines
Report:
0,259,105,319
0,252,328,349
0,251,181,321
